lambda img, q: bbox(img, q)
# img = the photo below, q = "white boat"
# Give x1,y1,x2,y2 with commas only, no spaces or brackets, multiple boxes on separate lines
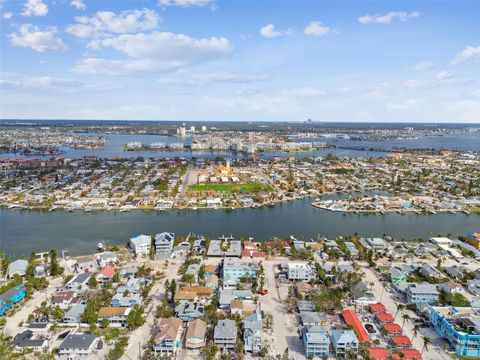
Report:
97,243,104,251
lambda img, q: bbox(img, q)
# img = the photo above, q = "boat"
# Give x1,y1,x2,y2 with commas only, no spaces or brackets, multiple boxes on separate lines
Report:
97,243,104,252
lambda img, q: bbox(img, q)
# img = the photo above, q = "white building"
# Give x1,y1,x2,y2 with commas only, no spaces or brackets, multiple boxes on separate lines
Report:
288,263,315,281
155,232,175,254
129,234,152,257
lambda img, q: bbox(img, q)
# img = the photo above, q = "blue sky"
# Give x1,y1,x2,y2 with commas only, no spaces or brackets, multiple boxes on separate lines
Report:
1,0,479,122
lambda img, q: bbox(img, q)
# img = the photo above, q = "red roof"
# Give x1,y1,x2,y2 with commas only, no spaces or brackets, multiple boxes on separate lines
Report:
342,309,370,343
98,266,115,278
376,313,394,323
391,335,412,347
243,241,257,250
398,349,422,360
368,347,389,360
369,303,387,314
383,323,403,334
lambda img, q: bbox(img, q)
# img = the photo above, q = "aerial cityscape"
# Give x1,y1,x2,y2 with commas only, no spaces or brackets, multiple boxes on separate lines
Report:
0,1,479,360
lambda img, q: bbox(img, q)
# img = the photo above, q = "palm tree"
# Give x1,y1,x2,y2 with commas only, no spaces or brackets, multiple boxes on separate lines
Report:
421,336,431,354
411,324,420,342
394,304,405,321
402,314,411,328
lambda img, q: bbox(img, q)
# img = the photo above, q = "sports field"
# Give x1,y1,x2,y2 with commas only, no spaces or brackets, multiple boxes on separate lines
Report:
188,182,268,193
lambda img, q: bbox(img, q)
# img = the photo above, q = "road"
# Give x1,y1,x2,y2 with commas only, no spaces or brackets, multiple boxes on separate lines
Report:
361,266,448,360
260,260,305,359
178,166,195,199
3,277,64,337
122,262,180,360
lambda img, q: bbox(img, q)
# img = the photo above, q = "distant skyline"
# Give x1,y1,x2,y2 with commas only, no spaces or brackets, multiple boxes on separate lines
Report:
1,0,479,123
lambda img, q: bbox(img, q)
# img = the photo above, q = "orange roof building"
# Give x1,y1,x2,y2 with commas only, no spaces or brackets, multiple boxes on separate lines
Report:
368,347,389,360
383,323,403,335
376,313,394,324
342,309,370,343
390,335,412,348
369,303,387,314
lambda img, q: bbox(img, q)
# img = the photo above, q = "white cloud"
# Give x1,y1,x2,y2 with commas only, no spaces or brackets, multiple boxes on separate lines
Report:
304,21,331,37
66,9,160,38
259,24,293,39
73,32,232,75
260,24,281,38
70,0,86,10
358,11,419,25
403,79,424,88
9,24,67,52
22,0,48,17
451,46,480,65
3,11,12,19
158,0,212,7
159,72,269,86
413,61,432,71
436,70,453,81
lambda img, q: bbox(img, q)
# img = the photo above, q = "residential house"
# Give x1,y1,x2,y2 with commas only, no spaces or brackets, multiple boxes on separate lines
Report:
223,258,258,283
438,282,465,295
219,289,253,310
302,325,330,358
75,255,97,272
298,300,316,312
63,304,86,324
406,283,439,309
35,265,46,277
331,330,359,357
420,264,444,280
185,264,200,283
230,299,256,317
7,259,28,278
175,302,204,321
155,232,175,254
295,282,313,297
214,319,237,350
14,330,48,352
96,266,115,287
51,290,80,310
111,293,142,308
204,264,216,277
244,311,262,354
300,311,326,326
129,234,152,257
58,333,97,359
153,317,183,356
288,263,314,282
467,280,480,296
352,282,377,305
65,273,91,293
96,252,117,267
97,307,131,327
444,267,464,281
120,266,138,279
389,268,408,285
0,284,26,315
192,238,207,254
185,319,207,350
205,274,219,289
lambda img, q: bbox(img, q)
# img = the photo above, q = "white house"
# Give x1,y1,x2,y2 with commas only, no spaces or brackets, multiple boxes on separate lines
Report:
129,234,152,257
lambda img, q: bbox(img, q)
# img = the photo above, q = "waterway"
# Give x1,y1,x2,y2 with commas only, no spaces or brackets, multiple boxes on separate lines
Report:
2,132,478,160
1,198,478,258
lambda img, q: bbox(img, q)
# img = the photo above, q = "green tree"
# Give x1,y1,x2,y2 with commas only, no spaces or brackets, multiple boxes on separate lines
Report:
89,276,98,289
421,336,431,354
126,305,145,329
169,279,177,301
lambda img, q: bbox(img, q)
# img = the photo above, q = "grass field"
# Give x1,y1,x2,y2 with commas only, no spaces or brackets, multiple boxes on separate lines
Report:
188,182,268,193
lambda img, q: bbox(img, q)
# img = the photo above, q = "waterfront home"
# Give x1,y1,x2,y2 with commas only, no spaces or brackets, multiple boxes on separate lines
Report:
96,252,117,267
207,239,242,257
420,264,444,279
344,242,359,258
7,259,28,278
361,237,391,253
287,263,315,282
223,258,258,283
429,306,480,357
331,329,359,357
406,283,439,309
96,266,115,287
153,317,183,356
185,319,207,350
14,330,48,352
74,255,97,272
302,325,330,358
244,310,263,354
58,333,97,359
0,284,26,315
111,293,142,307
466,232,480,249
171,243,191,259
63,304,86,324
129,234,152,257
97,307,131,327
192,238,207,254
51,290,80,310
35,265,46,277
66,273,91,293
214,319,237,350
155,232,175,254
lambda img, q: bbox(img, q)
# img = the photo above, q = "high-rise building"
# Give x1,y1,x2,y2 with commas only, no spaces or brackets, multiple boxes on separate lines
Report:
190,126,196,132
201,126,207,132
178,127,186,137
248,132,255,142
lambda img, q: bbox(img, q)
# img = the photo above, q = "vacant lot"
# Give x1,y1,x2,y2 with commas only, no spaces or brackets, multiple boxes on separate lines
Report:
188,182,268,193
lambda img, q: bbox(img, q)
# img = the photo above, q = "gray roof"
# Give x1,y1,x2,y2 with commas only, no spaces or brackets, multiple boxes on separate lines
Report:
14,330,46,348
244,311,262,332
214,319,237,340
298,300,316,312
59,333,96,350
331,329,358,346
7,260,28,277
300,311,324,325
70,272,91,284
0,284,25,303
408,283,439,295
207,240,242,257
64,304,86,322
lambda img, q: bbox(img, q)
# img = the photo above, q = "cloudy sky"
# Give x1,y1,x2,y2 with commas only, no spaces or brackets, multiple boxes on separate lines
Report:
1,0,479,122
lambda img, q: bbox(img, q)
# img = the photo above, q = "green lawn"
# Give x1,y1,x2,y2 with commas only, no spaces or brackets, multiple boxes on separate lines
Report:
189,182,268,193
